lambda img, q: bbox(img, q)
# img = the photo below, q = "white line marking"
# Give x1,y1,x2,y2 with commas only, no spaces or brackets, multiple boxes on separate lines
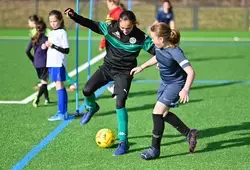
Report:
0,51,106,104
0,36,101,41
0,101,26,104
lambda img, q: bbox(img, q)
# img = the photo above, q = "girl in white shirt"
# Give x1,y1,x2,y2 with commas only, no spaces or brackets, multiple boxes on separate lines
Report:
43,10,70,121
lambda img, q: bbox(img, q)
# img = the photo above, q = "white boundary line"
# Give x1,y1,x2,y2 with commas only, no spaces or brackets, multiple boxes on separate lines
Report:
0,36,101,41
0,51,106,104
1,36,250,42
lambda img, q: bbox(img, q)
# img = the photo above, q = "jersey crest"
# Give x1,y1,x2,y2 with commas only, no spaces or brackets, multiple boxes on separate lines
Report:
129,37,136,44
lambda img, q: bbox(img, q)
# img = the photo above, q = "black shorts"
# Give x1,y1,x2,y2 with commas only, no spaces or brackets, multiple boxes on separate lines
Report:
101,65,133,98
84,64,133,99
36,67,49,81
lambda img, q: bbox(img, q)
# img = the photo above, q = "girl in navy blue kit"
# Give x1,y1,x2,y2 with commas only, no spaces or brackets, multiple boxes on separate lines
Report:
154,0,175,29
131,22,198,160
26,19,50,107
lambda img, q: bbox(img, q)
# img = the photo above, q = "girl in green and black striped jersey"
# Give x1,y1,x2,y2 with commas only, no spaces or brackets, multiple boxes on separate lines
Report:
65,9,155,156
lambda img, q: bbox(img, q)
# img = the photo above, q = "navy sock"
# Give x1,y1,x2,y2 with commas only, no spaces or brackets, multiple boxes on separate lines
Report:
152,114,165,149
163,112,190,136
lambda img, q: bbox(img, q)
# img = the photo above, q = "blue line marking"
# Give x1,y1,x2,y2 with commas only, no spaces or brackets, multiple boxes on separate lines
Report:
11,84,110,170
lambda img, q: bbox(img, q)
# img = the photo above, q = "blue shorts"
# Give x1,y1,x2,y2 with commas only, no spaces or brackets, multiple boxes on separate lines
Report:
48,66,66,82
157,81,184,108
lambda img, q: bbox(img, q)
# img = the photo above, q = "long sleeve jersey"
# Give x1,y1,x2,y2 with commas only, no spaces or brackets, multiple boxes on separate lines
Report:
70,13,155,70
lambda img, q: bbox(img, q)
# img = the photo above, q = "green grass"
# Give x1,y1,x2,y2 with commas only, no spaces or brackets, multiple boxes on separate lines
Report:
1,29,250,38
0,30,250,170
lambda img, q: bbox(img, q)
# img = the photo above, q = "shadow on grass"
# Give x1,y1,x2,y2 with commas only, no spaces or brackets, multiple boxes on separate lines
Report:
128,122,250,158
68,98,84,103
190,55,245,62
192,81,244,90
98,81,240,101
98,90,157,100
93,98,202,117
94,103,155,117
38,101,57,107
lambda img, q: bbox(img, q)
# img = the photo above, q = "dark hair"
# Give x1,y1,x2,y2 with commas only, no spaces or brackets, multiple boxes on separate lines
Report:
163,0,173,13
28,14,43,25
49,10,64,28
119,10,138,25
119,3,127,11
31,20,47,45
150,22,180,47
108,0,120,6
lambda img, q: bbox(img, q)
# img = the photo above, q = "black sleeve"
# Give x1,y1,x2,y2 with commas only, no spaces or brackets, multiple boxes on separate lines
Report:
148,46,156,56
25,41,34,62
51,44,69,54
70,13,103,35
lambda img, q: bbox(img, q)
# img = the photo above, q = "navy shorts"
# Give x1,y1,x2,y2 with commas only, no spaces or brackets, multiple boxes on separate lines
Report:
157,81,184,108
48,66,66,82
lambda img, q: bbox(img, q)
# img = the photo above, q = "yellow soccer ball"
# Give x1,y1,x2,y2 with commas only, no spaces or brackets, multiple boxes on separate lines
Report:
96,128,115,148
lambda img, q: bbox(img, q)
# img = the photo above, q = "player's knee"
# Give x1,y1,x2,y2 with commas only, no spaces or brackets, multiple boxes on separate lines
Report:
82,85,93,96
115,95,126,109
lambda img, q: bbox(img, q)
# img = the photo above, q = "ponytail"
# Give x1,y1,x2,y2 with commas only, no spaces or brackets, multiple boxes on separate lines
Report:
32,20,46,46
150,22,180,47
169,29,180,47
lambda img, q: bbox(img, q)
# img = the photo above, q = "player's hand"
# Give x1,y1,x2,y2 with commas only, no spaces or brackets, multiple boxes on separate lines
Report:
45,41,52,47
64,8,75,18
41,43,47,50
179,89,189,104
130,66,143,76
99,47,104,51
156,63,159,70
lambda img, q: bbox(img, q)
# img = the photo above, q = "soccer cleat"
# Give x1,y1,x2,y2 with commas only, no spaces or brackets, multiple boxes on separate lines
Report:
187,129,199,152
33,86,40,90
67,84,77,92
140,146,160,160
32,96,39,108
113,140,130,156
48,112,68,121
33,82,42,90
80,103,100,125
44,99,50,105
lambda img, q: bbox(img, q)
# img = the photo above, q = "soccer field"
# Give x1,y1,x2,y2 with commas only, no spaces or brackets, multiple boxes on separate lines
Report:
0,30,250,170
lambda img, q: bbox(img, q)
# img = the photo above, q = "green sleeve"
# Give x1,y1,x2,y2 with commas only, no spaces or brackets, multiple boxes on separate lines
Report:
142,36,154,52
98,22,109,35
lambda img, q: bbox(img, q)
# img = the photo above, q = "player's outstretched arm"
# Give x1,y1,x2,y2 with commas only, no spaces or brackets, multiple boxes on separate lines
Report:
130,56,157,76
64,8,103,35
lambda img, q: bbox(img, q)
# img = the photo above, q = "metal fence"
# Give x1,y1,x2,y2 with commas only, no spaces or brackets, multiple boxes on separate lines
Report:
0,0,249,31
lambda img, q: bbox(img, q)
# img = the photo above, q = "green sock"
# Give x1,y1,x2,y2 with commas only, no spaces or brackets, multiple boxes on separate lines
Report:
116,108,128,141
85,94,96,112
66,73,76,85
